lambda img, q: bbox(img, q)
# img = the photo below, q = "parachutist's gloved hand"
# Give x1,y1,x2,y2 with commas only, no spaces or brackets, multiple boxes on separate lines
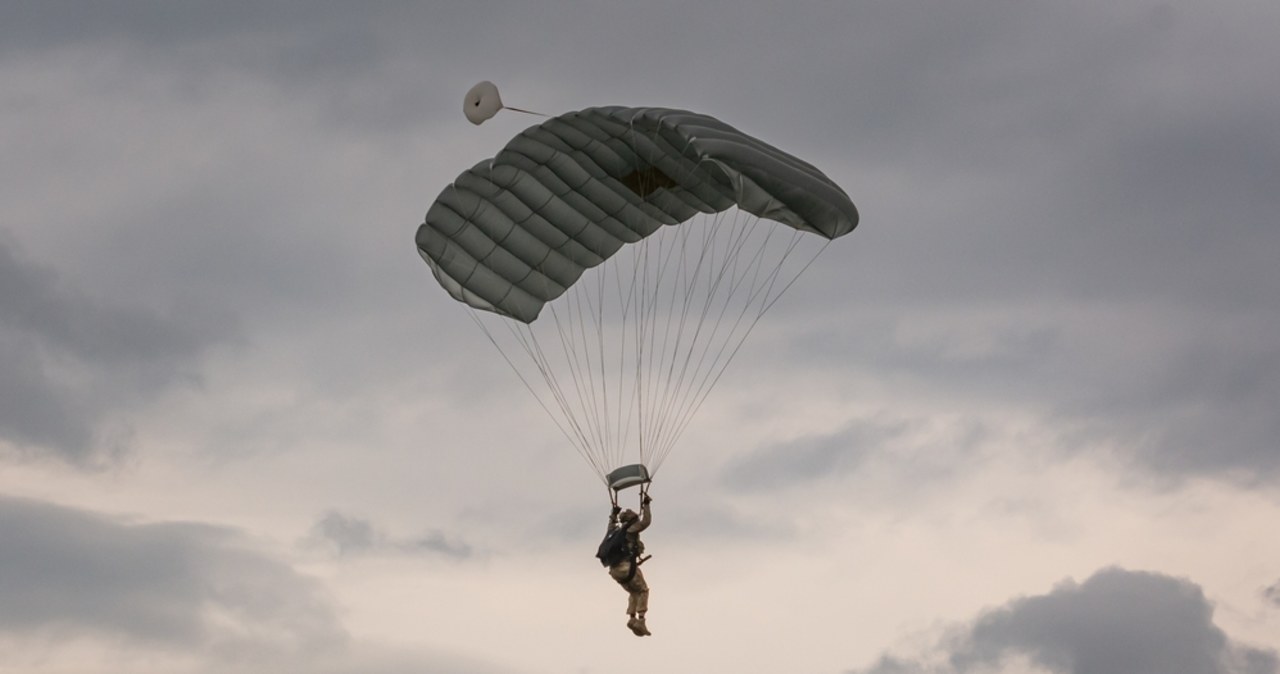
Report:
642,494,652,505
611,506,621,517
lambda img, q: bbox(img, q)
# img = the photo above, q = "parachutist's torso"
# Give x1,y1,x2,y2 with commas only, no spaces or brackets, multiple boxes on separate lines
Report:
611,503,651,556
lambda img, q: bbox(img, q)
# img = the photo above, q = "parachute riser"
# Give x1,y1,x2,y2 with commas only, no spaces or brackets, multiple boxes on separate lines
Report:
608,483,650,511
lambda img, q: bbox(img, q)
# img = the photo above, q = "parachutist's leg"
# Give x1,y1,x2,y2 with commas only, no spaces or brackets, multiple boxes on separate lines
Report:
628,568,650,635
612,561,651,636
629,567,649,615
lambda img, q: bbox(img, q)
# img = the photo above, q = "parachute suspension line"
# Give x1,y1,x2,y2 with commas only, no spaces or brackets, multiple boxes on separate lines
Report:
590,258,616,471
637,218,696,472
640,217,722,469
670,221,824,468
633,228,664,471
465,209,831,486
658,246,822,470
504,106,550,118
615,233,647,471
645,210,759,472
562,281,606,462
654,211,766,450
595,255,632,473
646,212,833,474
631,125,746,474
626,230,654,472
466,309,608,483
546,282,614,475
641,215,718,469
634,224,666,470
511,314,612,480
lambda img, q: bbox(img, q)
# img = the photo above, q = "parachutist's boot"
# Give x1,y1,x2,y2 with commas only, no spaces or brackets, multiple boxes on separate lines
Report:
635,614,651,636
627,615,643,635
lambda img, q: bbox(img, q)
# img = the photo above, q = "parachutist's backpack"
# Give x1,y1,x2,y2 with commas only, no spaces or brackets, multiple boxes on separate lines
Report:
596,526,632,567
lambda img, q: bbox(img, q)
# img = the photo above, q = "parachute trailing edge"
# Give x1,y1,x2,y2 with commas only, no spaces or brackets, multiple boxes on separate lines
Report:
416,106,859,324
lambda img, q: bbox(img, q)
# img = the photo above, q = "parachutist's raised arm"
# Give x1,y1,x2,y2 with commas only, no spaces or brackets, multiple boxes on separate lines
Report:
608,505,621,533
631,499,652,534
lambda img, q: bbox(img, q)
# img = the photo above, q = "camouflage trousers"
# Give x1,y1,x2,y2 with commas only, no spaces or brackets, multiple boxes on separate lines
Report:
608,561,649,615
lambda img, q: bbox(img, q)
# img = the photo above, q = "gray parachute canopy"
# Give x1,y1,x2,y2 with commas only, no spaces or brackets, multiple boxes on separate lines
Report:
416,107,858,324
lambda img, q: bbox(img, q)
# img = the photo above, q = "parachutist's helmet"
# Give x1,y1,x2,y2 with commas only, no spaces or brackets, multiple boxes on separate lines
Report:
619,509,638,523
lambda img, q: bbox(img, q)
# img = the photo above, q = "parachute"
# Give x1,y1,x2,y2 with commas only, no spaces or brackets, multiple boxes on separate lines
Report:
416,95,858,494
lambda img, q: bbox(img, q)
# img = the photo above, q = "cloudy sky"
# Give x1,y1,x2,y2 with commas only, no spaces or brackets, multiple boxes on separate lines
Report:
2,1,1278,672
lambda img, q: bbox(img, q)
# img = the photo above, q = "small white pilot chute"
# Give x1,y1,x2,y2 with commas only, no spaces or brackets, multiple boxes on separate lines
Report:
463,81,503,125
463,81,548,125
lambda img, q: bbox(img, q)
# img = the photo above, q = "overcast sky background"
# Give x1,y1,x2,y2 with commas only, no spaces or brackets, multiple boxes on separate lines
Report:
2,2,1278,672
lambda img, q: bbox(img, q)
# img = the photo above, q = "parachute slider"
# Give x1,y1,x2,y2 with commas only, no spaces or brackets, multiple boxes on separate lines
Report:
607,463,651,492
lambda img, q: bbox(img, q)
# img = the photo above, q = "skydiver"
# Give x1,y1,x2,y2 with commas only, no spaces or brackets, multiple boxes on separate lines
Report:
603,494,653,636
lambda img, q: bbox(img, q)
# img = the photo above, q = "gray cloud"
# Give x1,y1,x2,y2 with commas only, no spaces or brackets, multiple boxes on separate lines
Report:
0,3,392,73
0,237,236,463
720,418,913,491
790,303,1280,482
0,494,344,656
0,2,526,137
1265,581,1280,609
762,3,1280,484
307,511,475,560
716,414,993,496
849,567,1278,674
